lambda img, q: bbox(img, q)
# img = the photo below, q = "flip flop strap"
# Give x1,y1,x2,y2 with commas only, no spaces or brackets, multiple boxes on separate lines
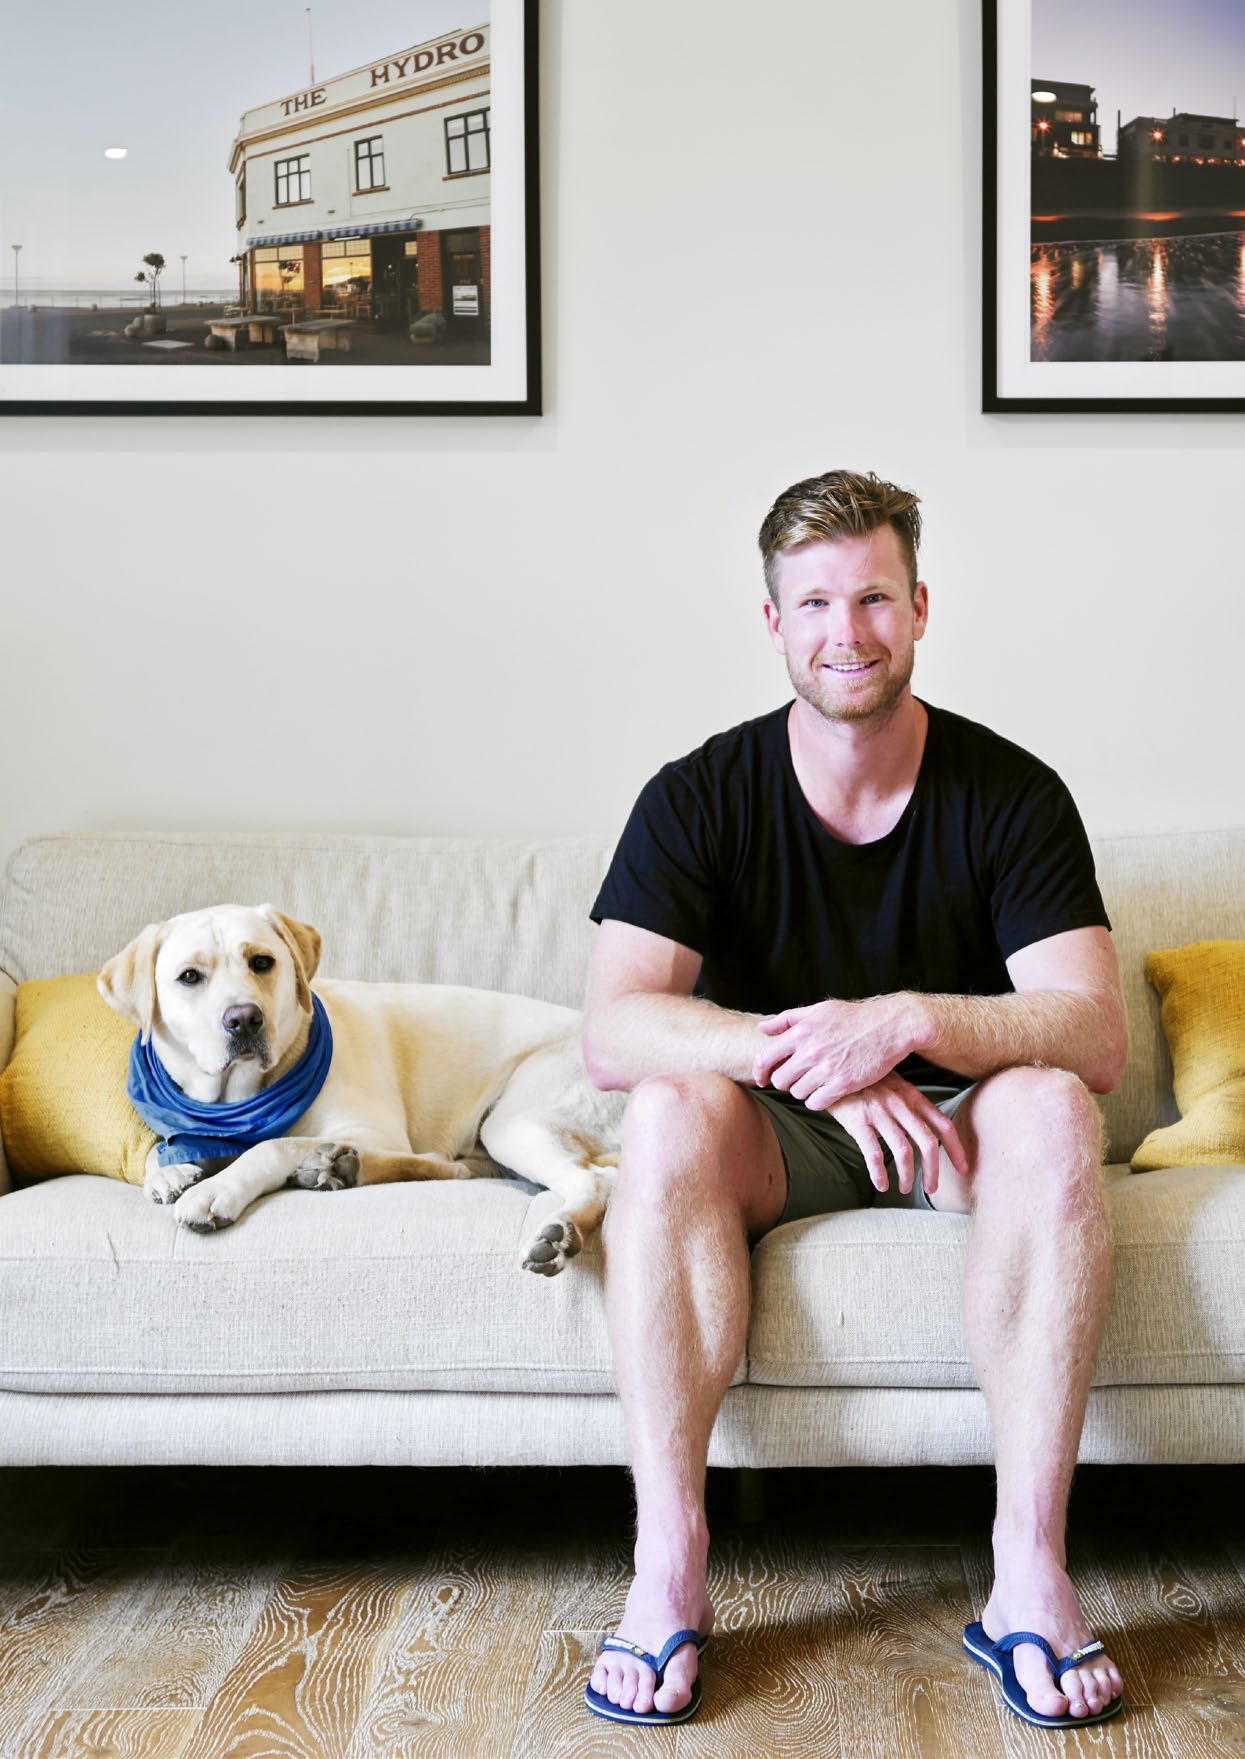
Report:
993,1630,1062,1673
1055,1638,1106,1675
599,1628,704,1685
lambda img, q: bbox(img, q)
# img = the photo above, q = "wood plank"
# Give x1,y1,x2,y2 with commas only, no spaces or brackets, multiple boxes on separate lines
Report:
178,1562,409,1759
15,1707,202,1759
346,1543,553,1757
1083,1530,1245,1759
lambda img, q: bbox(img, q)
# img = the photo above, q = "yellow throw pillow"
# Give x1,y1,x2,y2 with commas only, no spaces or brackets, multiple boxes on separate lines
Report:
0,973,154,1185
1131,939,1245,1171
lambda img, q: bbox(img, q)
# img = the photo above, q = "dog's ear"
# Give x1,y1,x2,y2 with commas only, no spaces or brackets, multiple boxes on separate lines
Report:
260,906,322,1013
97,921,165,1045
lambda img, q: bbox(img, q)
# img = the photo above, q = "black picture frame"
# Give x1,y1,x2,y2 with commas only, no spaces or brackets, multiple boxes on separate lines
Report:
0,0,540,417
984,0,1245,414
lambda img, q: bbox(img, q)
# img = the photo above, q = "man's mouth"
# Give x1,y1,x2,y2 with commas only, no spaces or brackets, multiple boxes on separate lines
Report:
824,658,880,675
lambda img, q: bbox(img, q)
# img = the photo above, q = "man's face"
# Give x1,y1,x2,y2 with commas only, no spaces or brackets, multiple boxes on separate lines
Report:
763,526,928,725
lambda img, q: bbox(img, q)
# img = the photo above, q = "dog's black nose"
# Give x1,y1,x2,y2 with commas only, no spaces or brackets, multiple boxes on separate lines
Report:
222,1004,264,1036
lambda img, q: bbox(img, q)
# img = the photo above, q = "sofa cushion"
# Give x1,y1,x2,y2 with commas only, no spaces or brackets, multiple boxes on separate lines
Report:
747,1165,1245,1389
0,974,154,1185
1132,939,1245,1171
0,1174,747,1397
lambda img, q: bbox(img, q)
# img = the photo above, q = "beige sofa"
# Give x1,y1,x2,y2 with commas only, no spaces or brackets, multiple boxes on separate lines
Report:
0,828,1242,1468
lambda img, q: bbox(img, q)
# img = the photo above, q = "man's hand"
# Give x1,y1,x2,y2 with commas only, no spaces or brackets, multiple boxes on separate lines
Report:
829,1075,970,1197
754,995,922,1109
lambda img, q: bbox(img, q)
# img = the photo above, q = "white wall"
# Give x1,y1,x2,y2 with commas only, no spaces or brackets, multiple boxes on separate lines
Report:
2,0,1243,882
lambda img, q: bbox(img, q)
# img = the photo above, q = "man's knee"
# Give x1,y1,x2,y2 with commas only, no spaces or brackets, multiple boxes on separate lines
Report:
969,1066,1105,1211
614,1072,772,1210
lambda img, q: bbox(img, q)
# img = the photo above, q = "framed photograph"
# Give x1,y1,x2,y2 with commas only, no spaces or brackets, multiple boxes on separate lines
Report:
984,0,1245,412
0,0,539,416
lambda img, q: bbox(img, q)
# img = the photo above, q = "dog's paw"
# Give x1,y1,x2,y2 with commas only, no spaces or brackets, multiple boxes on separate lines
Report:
288,1143,360,1192
520,1214,583,1277
144,1162,206,1206
173,1182,240,1233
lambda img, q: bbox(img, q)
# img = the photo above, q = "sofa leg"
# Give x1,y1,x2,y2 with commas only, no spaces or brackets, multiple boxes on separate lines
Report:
733,1466,766,1524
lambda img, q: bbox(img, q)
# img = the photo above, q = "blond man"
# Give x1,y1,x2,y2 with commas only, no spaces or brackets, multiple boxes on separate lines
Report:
582,469,1127,1731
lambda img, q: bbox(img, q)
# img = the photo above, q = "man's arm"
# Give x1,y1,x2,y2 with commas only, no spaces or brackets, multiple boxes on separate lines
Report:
582,919,761,1091
585,918,972,1191
754,926,1129,1107
911,927,1128,1095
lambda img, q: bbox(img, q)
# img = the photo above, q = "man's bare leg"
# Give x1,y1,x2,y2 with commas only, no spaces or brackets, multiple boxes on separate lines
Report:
590,1072,786,1717
933,1066,1126,1719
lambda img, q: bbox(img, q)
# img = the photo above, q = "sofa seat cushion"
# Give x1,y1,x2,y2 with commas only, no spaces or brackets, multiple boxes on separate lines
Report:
748,1165,1245,1389
0,1174,701,1397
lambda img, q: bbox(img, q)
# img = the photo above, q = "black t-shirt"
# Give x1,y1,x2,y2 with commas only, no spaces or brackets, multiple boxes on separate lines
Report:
590,700,1110,1089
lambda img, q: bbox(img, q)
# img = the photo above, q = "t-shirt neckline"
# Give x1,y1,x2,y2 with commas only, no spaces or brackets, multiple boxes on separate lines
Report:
777,696,937,854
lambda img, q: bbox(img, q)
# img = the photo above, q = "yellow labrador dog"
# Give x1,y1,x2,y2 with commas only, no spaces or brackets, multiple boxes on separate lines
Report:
97,904,623,1275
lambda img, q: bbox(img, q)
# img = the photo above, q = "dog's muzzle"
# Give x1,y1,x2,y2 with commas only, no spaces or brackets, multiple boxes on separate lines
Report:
222,1004,269,1066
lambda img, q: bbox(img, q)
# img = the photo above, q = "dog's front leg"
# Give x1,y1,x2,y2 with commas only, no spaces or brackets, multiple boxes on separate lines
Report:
142,1144,231,1207
172,1137,358,1232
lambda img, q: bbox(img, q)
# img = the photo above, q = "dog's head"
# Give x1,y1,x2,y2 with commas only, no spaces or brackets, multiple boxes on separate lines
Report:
98,904,322,1090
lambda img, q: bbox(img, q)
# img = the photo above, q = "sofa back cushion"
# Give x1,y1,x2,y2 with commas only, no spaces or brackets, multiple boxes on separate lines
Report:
1,827,1243,1160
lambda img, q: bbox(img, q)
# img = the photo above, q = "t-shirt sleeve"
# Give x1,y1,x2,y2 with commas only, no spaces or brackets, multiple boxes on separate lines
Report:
590,764,718,953
990,765,1111,962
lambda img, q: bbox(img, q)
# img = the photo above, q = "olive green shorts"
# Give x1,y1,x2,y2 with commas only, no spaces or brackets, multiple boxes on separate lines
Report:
750,1082,976,1224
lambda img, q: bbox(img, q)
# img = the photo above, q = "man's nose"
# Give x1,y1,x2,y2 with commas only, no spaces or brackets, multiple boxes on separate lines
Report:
828,603,862,646
222,1004,264,1036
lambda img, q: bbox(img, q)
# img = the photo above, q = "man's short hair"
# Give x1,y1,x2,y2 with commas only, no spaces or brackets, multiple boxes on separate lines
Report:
758,469,923,602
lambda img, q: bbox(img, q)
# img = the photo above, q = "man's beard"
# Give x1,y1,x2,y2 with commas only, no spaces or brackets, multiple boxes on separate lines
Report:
788,649,915,725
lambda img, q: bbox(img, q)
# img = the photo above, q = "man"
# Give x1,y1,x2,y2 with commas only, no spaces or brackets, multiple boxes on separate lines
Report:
581,469,1128,1731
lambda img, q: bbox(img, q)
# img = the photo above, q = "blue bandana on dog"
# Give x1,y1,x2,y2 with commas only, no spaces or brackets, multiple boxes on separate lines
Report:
127,994,334,1167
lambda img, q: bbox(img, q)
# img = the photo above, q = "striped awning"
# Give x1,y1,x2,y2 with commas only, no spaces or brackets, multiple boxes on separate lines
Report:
322,216,422,240
245,227,322,249
245,217,422,249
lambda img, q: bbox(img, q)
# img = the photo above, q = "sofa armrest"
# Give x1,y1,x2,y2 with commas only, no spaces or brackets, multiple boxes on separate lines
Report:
0,970,15,1195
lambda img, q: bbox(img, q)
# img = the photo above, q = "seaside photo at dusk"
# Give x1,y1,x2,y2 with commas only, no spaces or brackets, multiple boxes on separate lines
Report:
1030,0,1245,362
0,0,502,397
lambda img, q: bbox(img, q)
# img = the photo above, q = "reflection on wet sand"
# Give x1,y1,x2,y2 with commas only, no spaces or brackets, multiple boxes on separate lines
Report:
1029,231,1245,360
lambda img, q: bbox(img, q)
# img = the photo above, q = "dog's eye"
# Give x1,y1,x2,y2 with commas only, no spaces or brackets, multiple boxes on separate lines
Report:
249,955,275,974
177,969,202,986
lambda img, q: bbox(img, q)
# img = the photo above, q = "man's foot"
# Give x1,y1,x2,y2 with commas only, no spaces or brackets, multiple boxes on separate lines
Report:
982,1553,1124,1720
589,1569,715,1717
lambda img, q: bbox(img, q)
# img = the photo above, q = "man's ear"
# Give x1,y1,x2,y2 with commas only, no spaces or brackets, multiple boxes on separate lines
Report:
97,921,165,1045
260,906,322,1014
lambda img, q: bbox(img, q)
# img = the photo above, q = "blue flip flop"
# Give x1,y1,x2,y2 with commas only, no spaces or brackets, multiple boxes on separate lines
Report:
585,1627,709,1725
963,1621,1123,1728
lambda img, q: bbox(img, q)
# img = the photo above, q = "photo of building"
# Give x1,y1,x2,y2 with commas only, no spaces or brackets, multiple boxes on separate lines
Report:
1029,0,1245,363
231,22,490,347
0,0,521,394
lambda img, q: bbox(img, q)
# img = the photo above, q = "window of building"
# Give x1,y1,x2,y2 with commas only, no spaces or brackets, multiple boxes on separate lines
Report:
1179,134,1189,145
1070,132,1093,146
253,244,304,309
275,154,312,205
1199,133,1213,148
446,109,490,174
321,237,372,309
235,169,246,226
355,136,385,191
1055,109,1083,123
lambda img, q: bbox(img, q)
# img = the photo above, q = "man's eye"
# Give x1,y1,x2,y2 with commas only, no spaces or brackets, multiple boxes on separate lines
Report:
177,970,201,986
249,955,275,974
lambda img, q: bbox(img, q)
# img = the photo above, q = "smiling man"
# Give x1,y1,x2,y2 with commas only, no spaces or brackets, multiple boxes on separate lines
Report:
581,469,1128,1732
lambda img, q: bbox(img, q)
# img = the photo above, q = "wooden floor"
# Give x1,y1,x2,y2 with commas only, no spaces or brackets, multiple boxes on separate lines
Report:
0,1462,1243,1758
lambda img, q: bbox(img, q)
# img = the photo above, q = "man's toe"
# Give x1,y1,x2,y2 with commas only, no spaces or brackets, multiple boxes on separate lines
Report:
1014,1650,1069,1719
653,1646,699,1715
